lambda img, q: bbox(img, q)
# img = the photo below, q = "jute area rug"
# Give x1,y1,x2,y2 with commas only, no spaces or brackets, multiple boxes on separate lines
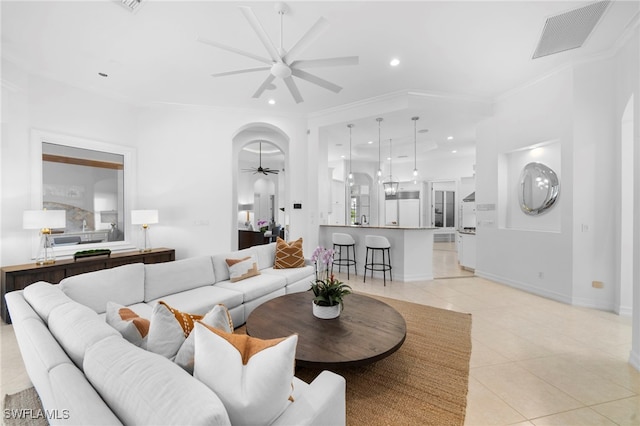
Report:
2,388,47,426
242,294,473,426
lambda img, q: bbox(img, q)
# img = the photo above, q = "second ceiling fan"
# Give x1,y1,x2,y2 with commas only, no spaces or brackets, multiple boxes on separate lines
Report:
198,2,358,104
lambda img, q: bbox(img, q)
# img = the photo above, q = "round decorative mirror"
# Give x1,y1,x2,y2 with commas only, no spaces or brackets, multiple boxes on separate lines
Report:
518,162,559,215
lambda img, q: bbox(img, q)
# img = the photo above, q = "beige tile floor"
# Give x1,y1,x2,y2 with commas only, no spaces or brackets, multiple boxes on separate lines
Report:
2,247,639,425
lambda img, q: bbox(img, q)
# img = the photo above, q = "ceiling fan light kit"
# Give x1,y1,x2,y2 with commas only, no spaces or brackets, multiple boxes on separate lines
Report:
198,2,359,104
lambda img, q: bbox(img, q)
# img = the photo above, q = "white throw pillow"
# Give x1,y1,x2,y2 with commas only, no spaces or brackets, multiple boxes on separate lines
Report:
174,304,233,374
146,301,202,359
225,254,260,282
105,302,150,348
193,322,297,425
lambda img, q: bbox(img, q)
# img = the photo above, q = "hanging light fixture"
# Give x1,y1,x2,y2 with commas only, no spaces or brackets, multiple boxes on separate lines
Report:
382,138,399,196
376,118,383,184
411,116,421,185
347,124,354,187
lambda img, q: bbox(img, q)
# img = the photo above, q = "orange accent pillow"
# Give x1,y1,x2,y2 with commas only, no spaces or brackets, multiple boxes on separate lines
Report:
274,237,305,269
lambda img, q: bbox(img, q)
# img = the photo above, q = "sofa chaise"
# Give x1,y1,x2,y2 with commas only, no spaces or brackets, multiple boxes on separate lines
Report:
5,242,346,425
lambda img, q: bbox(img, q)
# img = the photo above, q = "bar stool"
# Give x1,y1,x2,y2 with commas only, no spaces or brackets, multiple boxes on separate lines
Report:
331,233,357,279
364,235,392,286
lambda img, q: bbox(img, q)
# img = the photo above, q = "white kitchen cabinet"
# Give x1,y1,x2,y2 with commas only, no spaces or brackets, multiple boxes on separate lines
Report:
457,231,476,270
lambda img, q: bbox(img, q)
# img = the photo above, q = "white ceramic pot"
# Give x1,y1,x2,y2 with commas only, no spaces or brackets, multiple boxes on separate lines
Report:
312,301,341,319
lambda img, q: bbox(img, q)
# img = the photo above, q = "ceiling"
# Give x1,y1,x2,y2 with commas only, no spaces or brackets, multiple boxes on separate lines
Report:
2,0,638,164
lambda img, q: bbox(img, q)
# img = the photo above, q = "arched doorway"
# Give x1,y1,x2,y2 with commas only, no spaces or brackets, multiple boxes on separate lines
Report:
231,124,289,250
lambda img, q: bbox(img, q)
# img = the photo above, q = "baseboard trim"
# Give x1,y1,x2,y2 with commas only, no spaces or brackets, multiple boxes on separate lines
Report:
475,270,572,305
629,350,640,372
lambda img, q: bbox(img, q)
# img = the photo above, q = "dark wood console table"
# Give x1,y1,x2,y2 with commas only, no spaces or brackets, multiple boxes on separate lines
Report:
1,247,175,324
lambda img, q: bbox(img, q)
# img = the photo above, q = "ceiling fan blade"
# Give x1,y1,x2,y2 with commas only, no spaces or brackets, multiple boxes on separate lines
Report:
212,67,271,78
282,17,329,64
290,56,359,69
252,74,276,99
283,76,304,104
239,6,281,62
291,69,342,93
197,36,272,65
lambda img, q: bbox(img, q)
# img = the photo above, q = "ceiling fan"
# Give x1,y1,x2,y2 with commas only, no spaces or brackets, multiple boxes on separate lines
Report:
243,142,279,175
197,2,358,104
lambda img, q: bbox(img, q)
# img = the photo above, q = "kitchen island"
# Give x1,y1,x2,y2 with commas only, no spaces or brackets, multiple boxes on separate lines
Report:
319,225,436,282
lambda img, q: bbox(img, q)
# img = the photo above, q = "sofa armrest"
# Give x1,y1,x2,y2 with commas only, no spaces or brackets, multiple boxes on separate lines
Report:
272,370,346,426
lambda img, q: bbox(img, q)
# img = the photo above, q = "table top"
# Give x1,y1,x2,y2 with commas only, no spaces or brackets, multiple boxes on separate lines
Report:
246,292,407,369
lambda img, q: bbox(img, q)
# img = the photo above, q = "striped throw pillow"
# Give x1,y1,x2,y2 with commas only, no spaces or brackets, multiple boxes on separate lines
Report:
274,237,305,269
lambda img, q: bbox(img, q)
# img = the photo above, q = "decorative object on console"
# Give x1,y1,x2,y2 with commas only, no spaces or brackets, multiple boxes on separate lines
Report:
73,249,111,260
197,2,358,104
257,219,269,233
238,203,254,229
131,209,158,252
309,246,352,319
274,237,305,269
193,322,298,425
23,209,66,265
382,138,399,196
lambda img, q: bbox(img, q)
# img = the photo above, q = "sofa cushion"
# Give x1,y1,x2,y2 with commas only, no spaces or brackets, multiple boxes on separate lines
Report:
251,242,277,270
84,335,231,426
23,281,74,323
106,302,150,348
147,301,202,359
215,273,286,303
175,304,234,374
194,322,297,425
262,265,315,286
48,301,120,369
274,237,305,269
147,285,243,317
226,255,260,282
49,363,124,425
60,263,145,314
144,256,215,302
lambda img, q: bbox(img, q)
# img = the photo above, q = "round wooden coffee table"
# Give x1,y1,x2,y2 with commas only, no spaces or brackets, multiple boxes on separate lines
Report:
246,292,406,369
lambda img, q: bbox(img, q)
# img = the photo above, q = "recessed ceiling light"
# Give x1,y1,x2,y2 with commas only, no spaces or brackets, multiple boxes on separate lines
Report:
368,140,373,144
390,58,400,67
387,157,392,160
340,155,346,158
452,150,457,154
268,99,276,105
447,136,454,140
98,72,108,77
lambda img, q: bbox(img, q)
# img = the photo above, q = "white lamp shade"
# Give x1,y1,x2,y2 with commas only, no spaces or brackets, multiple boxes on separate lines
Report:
131,209,159,225
238,203,254,211
23,210,66,230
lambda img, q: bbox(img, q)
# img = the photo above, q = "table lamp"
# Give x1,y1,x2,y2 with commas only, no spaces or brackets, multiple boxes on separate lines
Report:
23,209,66,265
131,209,158,252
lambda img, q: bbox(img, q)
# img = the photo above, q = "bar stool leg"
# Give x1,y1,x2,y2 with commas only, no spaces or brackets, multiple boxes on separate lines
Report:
382,248,386,286
345,245,350,280
387,247,392,282
363,247,369,283
353,245,357,276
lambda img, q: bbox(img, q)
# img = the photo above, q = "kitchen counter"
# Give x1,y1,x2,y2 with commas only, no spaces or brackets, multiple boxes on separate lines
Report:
319,225,435,281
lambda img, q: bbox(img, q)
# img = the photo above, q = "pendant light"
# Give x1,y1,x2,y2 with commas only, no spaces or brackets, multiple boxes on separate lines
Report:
411,116,421,185
347,124,354,187
382,138,399,196
376,117,383,184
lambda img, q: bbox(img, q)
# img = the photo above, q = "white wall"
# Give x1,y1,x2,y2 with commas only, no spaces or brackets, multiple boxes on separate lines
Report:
476,67,574,304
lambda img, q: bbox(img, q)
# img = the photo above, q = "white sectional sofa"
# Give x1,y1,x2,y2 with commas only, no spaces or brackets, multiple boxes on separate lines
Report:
5,242,346,425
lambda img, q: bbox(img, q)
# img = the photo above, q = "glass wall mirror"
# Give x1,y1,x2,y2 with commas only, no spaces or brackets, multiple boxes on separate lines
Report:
518,162,560,215
31,130,136,258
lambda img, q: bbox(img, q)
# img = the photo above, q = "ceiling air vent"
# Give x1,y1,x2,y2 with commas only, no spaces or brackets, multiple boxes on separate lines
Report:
118,0,143,13
532,1,611,59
